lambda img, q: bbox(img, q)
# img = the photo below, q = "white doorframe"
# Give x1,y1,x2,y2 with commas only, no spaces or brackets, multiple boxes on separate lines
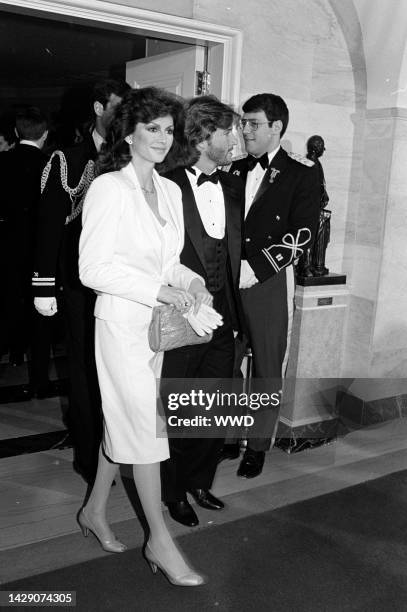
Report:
0,0,243,106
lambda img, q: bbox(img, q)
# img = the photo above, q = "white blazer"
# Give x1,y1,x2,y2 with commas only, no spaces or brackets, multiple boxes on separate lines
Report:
79,162,200,323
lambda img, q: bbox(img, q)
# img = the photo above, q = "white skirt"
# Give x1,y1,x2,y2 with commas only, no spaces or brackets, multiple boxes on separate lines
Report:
95,318,169,464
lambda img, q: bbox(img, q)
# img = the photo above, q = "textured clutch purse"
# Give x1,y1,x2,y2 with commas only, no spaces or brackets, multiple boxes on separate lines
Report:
148,304,213,352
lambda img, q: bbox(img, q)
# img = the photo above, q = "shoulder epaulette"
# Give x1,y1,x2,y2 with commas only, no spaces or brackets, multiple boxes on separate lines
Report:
288,151,315,167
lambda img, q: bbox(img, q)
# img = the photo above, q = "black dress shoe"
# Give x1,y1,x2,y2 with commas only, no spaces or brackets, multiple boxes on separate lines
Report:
218,443,241,463
166,500,199,527
188,488,224,510
237,449,265,479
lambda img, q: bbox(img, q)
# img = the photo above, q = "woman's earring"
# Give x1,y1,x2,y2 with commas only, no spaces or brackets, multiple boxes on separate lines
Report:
125,136,133,145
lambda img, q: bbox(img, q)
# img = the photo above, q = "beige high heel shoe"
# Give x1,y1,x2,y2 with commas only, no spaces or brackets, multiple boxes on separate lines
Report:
78,508,127,553
144,542,206,587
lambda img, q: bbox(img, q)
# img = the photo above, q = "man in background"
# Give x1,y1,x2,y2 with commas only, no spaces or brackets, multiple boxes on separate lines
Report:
0,107,54,392
32,79,129,484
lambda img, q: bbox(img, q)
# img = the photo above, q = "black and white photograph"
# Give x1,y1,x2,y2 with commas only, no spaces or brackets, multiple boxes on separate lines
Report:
0,1,406,610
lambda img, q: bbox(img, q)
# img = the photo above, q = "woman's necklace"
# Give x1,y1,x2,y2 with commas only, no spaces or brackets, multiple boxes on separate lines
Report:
141,184,155,196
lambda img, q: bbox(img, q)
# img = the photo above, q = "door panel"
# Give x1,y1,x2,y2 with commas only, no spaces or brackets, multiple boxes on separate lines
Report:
126,46,205,96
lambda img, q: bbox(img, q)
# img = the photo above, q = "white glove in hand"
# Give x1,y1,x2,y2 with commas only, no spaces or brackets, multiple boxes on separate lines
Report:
34,296,58,317
187,311,213,336
186,304,223,336
239,260,259,289
197,303,223,327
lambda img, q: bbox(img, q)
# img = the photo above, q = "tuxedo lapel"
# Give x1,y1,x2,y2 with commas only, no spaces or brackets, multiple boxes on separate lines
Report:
172,169,206,270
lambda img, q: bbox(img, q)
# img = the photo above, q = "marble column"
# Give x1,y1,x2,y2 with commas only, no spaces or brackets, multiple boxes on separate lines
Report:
339,108,407,425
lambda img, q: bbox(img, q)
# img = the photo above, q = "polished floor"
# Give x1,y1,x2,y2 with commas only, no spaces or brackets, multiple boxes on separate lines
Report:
1,357,406,585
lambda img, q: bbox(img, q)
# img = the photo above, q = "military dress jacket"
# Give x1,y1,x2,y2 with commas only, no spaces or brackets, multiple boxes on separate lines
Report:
32,135,97,297
230,147,320,283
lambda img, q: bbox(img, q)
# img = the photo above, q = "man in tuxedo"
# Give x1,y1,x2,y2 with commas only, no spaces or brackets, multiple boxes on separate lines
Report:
225,93,320,478
0,107,52,385
32,79,129,484
161,95,244,526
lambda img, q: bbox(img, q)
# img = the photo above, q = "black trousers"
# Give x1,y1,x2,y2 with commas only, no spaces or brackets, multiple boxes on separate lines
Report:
29,307,55,390
239,268,294,452
62,284,102,481
160,294,235,502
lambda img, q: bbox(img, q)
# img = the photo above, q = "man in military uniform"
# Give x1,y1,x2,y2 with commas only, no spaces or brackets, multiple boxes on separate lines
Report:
1,107,49,378
225,93,320,478
32,79,129,484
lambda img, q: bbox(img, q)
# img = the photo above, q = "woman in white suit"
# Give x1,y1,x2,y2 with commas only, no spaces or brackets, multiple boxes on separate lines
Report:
78,88,214,586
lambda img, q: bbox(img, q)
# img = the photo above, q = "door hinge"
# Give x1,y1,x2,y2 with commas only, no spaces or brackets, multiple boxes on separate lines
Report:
196,70,211,95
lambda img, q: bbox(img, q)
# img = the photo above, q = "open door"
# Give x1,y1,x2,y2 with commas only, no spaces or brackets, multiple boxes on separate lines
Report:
126,46,206,96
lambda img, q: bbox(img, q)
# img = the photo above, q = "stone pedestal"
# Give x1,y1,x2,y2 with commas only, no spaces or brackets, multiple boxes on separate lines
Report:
275,273,349,453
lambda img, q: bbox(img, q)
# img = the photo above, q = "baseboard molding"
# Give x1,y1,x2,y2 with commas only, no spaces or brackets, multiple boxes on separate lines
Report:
338,390,407,427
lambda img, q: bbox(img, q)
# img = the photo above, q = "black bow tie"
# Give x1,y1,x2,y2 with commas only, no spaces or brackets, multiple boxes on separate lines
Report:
246,153,269,172
197,171,220,187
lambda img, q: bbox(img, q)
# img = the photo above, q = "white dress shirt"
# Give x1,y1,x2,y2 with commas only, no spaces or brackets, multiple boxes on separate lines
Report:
240,146,280,289
19,140,40,149
186,167,225,239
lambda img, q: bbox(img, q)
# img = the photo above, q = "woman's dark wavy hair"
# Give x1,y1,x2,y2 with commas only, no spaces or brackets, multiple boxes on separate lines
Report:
95,87,186,176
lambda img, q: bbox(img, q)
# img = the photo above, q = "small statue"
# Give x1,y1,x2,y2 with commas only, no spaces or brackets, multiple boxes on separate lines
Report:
297,135,331,277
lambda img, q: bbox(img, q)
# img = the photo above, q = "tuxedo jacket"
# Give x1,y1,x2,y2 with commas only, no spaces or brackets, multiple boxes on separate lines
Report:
32,135,97,297
163,167,245,333
230,147,320,283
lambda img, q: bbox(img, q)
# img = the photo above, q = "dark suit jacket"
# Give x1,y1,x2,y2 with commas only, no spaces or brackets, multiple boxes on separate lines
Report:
163,167,245,334
230,147,320,282
1,144,48,286
33,135,97,297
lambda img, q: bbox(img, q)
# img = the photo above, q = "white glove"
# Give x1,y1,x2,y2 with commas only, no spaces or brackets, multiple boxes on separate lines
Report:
187,311,213,336
34,296,58,316
195,303,223,327
239,260,259,289
186,304,223,336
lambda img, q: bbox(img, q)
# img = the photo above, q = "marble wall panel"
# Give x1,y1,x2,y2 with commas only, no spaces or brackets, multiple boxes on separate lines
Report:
193,0,336,42
237,36,315,104
392,117,407,140
371,299,407,353
388,140,407,196
287,100,355,136
295,308,347,378
359,136,394,199
341,295,374,377
311,43,360,107
355,193,387,247
377,195,407,299
348,244,381,301
371,347,407,378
